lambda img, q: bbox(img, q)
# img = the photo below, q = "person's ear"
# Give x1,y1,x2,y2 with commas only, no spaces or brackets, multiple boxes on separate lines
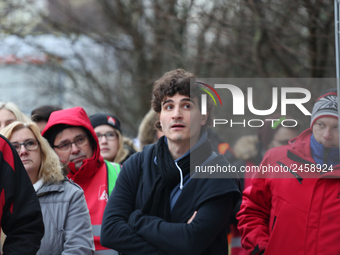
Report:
200,113,208,126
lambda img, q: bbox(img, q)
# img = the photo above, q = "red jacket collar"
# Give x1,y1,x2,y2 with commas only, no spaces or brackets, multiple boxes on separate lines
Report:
288,128,313,162
288,128,340,173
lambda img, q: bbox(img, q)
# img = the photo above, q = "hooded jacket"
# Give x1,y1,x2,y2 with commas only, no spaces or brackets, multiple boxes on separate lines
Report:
101,136,241,255
42,107,117,255
36,179,95,255
0,134,44,254
237,128,340,255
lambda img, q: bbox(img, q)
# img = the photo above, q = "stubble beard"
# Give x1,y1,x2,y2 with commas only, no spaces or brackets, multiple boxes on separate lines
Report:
174,134,183,142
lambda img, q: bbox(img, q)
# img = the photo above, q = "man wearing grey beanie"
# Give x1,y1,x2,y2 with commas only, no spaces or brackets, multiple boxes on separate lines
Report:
237,88,340,255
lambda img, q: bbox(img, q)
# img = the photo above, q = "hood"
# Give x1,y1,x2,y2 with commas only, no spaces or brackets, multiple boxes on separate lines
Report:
288,128,314,162
137,109,159,150
42,107,104,181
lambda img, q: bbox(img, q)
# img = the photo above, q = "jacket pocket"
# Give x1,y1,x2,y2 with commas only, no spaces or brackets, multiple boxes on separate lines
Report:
277,161,303,184
53,229,65,254
266,199,306,255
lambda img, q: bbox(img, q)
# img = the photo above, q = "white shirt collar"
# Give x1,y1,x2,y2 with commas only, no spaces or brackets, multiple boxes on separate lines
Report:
33,178,44,192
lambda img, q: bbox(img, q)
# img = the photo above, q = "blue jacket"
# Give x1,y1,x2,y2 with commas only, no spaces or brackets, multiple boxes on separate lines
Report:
101,142,240,255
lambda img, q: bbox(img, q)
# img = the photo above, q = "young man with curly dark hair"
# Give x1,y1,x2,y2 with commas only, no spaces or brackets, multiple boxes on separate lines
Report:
101,68,240,255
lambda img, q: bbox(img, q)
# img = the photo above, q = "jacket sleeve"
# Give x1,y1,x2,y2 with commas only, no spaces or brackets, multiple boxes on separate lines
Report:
62,183,95,255
236,170,272,254
1,137,44,254
128,194,236,255
100,153,160,254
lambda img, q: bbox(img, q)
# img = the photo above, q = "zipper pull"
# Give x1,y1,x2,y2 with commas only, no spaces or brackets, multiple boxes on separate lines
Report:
323,147,331,166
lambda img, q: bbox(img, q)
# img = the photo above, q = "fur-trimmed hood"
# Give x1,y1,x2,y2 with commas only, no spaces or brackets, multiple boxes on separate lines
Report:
137,109,159,150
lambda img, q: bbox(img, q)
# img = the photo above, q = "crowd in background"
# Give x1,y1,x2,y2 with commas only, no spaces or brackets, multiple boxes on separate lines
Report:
0,70,339,255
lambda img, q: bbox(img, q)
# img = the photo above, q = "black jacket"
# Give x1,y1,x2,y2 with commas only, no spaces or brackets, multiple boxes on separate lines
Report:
0,134,44,254
101,142,240,255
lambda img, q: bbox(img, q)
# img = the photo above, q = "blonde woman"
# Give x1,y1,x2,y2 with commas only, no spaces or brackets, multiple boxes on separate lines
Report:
1,121,95,255
0,102,30,130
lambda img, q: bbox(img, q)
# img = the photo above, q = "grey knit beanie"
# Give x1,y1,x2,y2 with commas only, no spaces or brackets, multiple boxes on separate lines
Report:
310,88,338,127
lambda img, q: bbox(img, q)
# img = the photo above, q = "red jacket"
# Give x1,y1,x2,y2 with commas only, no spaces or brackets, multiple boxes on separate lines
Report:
237,128,340,255
0,134,44,254
42,107,113,253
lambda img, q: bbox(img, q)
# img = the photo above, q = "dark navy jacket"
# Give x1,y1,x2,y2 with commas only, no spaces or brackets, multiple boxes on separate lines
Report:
101,143,240,255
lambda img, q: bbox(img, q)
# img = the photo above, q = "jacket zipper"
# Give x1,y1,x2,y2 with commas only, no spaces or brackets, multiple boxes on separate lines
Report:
37,192,48,197
323,147,331,166
272,216,277,231
277,161,303,184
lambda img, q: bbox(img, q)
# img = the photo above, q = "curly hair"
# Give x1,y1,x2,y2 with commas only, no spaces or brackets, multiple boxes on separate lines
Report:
1,121,64,183
151,68,213,132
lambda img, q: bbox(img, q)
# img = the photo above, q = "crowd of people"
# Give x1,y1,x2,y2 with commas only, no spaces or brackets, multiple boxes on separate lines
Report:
0,69,338,255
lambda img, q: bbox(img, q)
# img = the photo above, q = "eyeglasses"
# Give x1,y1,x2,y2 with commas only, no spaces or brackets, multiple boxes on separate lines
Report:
12,139,39,152
53,135,88,151
96,132,118,141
